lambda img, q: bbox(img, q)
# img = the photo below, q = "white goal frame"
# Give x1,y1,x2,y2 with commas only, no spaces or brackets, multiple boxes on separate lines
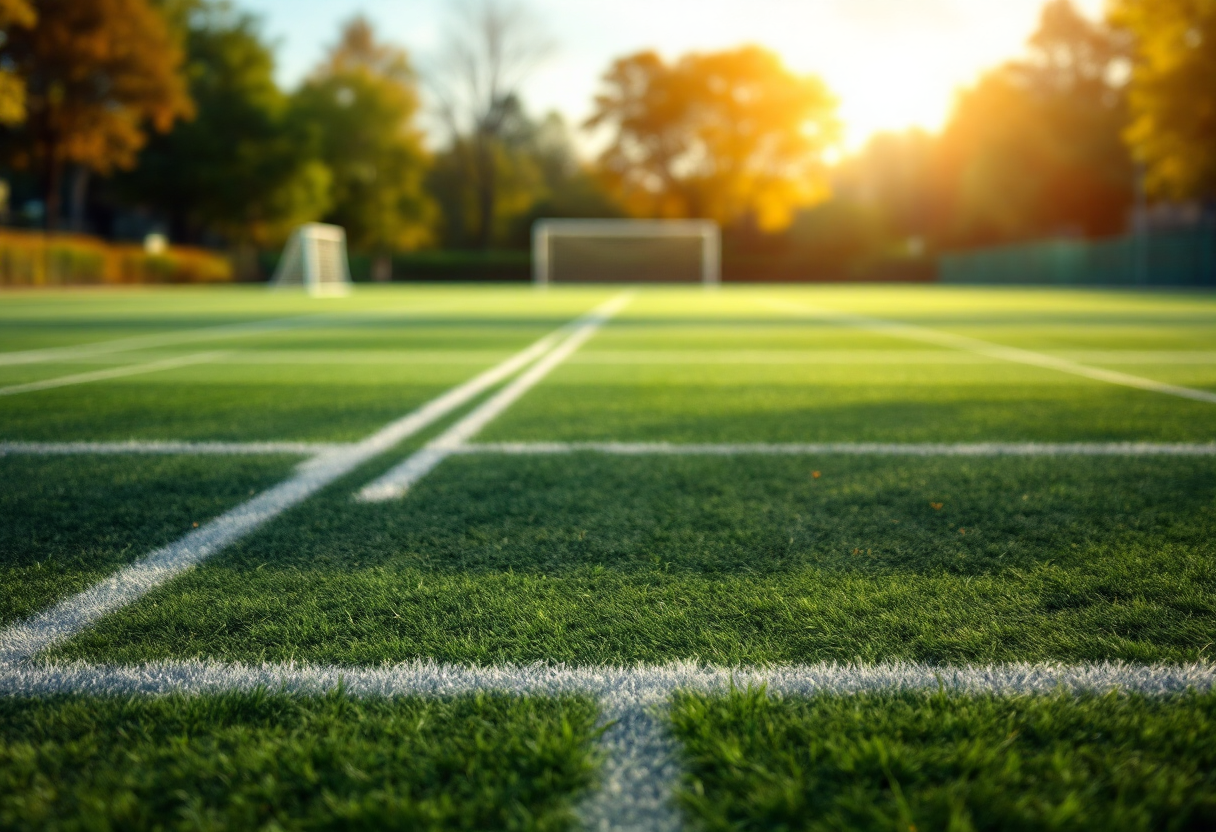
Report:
532,219,721,285
271,223,352,296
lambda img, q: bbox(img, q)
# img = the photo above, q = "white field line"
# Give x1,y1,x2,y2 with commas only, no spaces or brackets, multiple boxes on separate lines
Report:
0,314,321,367
356,292,634,502
0,315,599,666
0,351,227,396
461,441,1216,457
0,440,349,457
764,299,1216,404
3,659,1211,832
5,659,1211,832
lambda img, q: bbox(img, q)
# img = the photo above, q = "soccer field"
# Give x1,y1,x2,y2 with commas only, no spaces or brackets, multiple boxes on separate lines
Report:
2,284,1215,830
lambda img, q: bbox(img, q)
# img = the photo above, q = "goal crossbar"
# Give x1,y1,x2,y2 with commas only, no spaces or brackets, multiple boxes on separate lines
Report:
533,219,720,285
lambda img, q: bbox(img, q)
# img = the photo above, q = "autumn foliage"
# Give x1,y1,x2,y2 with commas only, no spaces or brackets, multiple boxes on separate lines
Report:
0,0,193,227
587,46,839,232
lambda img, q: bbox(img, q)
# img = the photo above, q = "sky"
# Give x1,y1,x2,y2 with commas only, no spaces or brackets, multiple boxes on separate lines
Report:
240,0,1108,153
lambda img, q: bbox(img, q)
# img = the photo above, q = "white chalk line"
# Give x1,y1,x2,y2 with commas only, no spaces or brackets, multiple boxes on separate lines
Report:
571,349,1216,366
764,299,1216,405
459,441,1216,457
0,440,350,457
356,292,635,502
0,352,228,397
0,309,605,667
0,314,322,367
4,659,1209,832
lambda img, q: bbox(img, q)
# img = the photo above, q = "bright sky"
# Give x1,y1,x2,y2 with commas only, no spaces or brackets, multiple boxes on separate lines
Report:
241,0,1107,152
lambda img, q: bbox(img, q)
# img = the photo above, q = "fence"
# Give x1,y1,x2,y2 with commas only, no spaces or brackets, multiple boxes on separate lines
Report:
939,228,1216,287
0,230,233,286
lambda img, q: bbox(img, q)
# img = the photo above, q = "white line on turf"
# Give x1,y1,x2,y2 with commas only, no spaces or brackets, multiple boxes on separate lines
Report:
460,441,1216,456
356,292,634,502
0,315,320,367
3,660,1211,832
0,352,228,397
0,440,350,456
764,299,1216,404
0,309,606,666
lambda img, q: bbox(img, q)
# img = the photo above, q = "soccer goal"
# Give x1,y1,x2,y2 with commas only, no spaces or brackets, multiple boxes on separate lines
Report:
533,219,720,285
271,223,352,296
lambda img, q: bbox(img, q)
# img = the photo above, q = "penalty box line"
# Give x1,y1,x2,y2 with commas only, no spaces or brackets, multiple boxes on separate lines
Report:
763,298,1216,406
0,298,625,667
355,292,635,502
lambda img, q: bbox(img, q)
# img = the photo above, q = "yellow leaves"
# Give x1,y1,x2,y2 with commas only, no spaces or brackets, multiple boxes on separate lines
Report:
931,502,944,511
812,471,822,479
587,45,840,230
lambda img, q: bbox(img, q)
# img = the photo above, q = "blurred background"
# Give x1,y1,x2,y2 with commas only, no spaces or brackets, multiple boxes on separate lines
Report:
0,0,1212,286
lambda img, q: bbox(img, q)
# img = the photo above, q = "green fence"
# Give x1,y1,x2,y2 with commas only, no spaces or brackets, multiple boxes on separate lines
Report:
939,228,1216,287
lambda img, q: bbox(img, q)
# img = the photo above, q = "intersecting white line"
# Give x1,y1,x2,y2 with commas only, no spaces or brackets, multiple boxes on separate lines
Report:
356,292,634,502
0,309,605,666
0,315,320,367
0,352,227,397
3,659,1210,832
764,299,1216,404
460,441,1216,457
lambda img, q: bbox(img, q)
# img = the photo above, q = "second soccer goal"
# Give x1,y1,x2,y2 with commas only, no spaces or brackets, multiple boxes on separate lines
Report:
533,219,720,285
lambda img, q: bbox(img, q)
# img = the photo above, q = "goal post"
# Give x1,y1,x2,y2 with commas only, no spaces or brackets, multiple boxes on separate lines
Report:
271,223,352,296
533,219,720,285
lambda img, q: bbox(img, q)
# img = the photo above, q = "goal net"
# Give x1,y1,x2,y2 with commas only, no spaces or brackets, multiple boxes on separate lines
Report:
533,219,720,285
271,223,352,296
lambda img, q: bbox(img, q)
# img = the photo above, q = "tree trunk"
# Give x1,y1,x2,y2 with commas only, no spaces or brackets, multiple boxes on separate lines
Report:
372,252,392,282
68,165,90,233
42,152,63,232
474,132,496,250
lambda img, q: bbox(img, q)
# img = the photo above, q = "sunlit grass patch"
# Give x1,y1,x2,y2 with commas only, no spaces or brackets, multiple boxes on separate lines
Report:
52,454,1216,666
669,686,1216,831
0,691,601,831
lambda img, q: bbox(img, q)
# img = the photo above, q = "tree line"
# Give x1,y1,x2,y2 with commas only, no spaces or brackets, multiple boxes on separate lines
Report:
0,0,1211,275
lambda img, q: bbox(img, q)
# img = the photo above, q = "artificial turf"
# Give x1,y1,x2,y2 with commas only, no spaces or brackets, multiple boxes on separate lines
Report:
668,686,1216,831
0,691,601,831
52,453,1216,665
3,284,1216,828
0,453,299,627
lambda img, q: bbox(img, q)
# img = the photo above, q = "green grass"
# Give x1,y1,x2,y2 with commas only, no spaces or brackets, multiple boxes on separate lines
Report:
0,691,601,831
3,284,1216,826
0,453,298,626
669,687,1216,831
52,454,1216,665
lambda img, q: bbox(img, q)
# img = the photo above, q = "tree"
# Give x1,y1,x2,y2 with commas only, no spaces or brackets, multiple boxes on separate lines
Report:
0,0,35,125
934,0,1134,244
122,1,329,246
291,17,431,267
586,46,840,232
0,0,193,229
1111,0,1216,199
428,0,552,249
